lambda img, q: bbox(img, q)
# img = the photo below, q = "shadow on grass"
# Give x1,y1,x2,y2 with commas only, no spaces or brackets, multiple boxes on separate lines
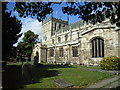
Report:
2,65,24,89
31,64,74,82
2,63,74,89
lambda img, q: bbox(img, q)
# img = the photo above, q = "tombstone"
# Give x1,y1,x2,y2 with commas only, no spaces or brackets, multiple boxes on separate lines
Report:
22,62,33,83
34,56,38,65
51,79,73,88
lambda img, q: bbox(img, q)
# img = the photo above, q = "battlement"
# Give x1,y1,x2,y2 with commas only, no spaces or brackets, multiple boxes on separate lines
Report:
42,17,68,26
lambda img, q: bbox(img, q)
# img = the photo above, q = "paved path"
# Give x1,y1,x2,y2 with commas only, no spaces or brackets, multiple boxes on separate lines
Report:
86,75,120,88
104,79,120,88
78,67,120,88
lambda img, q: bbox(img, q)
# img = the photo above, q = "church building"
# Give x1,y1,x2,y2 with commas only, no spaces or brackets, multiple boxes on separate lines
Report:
31,17,120,66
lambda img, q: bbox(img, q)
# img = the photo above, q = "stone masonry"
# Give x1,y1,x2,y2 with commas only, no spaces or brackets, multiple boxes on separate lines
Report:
31,17,120,66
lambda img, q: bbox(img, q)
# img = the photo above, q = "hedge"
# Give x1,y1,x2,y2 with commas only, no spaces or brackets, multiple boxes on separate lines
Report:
100,56,120,70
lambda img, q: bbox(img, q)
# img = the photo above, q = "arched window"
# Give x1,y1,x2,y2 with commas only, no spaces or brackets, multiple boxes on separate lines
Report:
91,38,104,58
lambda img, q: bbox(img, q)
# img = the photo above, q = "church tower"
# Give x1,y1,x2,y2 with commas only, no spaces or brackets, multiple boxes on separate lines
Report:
42,17,68,45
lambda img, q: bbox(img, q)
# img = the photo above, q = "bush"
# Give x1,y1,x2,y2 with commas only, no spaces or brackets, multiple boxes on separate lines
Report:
100,56,120,70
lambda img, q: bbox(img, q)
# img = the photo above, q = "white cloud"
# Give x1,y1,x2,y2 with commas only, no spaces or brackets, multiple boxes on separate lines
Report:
13,17,42,47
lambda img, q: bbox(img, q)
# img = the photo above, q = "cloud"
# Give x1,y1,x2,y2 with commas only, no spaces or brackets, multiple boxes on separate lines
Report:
13,17,42,46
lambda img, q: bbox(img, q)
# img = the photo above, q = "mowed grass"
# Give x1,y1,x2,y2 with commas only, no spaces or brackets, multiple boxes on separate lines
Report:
4,62,116,89
23,64,115,88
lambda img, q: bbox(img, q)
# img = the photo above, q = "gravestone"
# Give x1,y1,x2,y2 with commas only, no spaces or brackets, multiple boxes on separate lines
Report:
22,62,33,82
51,79,73,88
34,56,38,65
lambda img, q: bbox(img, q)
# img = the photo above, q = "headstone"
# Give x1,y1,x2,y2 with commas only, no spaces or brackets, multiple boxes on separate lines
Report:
22,62,33,82
51,79,73,88
34,56,38,65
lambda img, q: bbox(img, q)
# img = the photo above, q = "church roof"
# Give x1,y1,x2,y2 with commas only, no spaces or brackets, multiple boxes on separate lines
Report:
57,19,84,33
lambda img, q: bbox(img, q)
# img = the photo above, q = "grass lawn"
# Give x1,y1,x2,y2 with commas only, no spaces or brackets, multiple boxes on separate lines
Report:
3,62,116,89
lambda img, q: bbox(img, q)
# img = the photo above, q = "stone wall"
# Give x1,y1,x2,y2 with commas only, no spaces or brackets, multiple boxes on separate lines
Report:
41,48,47,63
32,18,119,66
42,21,52,45
80,27,118,66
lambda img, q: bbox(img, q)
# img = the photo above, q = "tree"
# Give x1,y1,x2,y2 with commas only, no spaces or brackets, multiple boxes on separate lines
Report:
2,2,22,61
14,2,120,27
62,2,120,27
8,46,17,62
17,30,39,61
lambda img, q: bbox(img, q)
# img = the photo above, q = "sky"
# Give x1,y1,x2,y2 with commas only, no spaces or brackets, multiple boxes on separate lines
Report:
7,2,81,46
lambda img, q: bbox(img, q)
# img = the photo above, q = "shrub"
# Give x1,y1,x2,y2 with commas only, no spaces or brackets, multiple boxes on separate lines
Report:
100,56,120,70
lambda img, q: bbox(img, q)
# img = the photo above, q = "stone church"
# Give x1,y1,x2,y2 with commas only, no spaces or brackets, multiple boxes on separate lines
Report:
31,17,120,66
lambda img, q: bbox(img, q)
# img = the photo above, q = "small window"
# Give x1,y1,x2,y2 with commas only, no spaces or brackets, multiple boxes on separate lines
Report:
52,39,54,44
63,25,65,27
59,24,61,29
55,23,57,30
59,47,64,57
72,46,78,57
58,37,61,43
65,34,68,41
50,48,54,57
77,32,79,39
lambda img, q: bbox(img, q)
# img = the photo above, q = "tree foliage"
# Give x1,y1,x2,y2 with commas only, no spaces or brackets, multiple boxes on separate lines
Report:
14,2,120,27
17,30,39,61
62,2,120,26
2,2,22,61
8,46,17,62
14,2,54,22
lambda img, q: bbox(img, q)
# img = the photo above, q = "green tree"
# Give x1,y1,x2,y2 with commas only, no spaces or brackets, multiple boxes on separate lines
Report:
2,2,22,61
8,46,17,62
14,2,120,26
17,30,39,61
62,2,120,27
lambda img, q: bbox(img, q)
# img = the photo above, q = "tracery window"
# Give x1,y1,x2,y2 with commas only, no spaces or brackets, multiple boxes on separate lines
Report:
91,38,104,58
72,46,78,57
